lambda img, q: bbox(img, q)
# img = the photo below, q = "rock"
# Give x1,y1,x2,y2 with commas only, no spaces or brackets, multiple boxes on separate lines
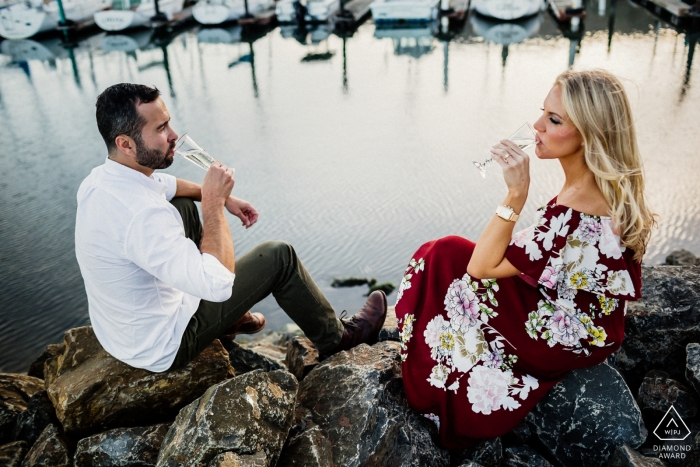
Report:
221,340,285,375
367,282,396,296
207,451,268,466
527,362,647,467
0,374,44,444
285,337,319,381
607,444,666,466
277,426,332,467
503,446,553,467
456,464,485,467
613,266,700,391
156,369,298,467
13,391,59,446
452,438,503,467
27,344,63,380
686,343,700,396
44,326,233,437
0,441,28,467
279,341,450,467
665,250,698,266
378,306,399,343
637,370,698,428
21,424,71,467
74,423,170,467
502,422,532,447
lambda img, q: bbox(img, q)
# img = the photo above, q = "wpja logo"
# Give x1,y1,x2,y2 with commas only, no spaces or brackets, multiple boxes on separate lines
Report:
653,405,692,460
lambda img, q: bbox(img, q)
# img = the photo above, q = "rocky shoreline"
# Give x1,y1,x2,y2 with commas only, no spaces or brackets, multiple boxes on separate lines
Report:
1,250,700,467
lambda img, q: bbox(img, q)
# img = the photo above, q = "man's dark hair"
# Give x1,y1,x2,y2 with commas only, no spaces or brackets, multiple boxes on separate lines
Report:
95,84,161,152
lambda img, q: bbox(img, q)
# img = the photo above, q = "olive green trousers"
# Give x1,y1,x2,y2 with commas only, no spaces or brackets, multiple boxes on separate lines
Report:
168,197,343,370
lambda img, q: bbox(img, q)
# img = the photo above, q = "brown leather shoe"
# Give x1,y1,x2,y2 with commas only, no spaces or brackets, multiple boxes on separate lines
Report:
220,312,266,340
324,290,388,356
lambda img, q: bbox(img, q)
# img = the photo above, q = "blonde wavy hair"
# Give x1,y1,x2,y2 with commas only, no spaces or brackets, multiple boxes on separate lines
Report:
555,69,657,261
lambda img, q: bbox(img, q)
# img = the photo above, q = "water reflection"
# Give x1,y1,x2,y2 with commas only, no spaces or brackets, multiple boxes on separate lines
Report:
0,2,698,373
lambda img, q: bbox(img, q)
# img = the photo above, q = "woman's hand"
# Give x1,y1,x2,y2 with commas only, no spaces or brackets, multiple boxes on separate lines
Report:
490,140,531,199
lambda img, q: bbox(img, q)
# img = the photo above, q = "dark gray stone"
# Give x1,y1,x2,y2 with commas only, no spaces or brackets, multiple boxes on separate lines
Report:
157,369,298,467
378,306,399,343
27,344,63,380
503,446,552,467
452,438,502,467
221,340,285,375
0,441,28,467
607,444,666,466
74,423,170,467
686,343,700,396
527,362,647,467
455,463,484,467
502,422,532,447
0,374,44,445
665,250,698,266
21,424,71,467
279,342,450,467
13,390,59,447
45,326,233,437
285,337,319,381
638,370,698,427
207,451,268,466
613,266,700,391
277,426,331,467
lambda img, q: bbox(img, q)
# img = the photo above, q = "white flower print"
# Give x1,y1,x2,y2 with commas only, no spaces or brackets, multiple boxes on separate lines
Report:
599,219,624,259
467,366,518,415
548,308,589,347
444,278,481,333
396,273,412,303
451,326,489,373
536,208,572,251
578,216,603,243
396,258,426,305
428,364,451,389
424,315,448,350
424,413,441,430
606,270,635,296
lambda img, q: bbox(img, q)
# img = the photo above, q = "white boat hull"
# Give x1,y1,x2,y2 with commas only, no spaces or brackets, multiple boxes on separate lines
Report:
370,0,439,23
196,25,242,42
0,0,111,39
94,0,184,31
471,0,545,20
193,0,273,25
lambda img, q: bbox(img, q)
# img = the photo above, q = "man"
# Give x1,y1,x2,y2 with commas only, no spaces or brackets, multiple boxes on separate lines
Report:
75,83,387,372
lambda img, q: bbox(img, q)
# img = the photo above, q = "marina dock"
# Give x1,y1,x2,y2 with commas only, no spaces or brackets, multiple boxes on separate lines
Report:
632,0,699,28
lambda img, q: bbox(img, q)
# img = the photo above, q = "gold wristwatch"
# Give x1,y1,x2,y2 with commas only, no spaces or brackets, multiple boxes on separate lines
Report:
496,205,519,222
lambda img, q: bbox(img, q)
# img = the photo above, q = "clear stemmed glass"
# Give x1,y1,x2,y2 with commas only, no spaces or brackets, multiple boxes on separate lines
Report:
175,134,216,171
473,123,537,179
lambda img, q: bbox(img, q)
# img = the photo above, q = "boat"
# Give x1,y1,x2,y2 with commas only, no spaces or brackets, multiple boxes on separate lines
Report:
275,0,340,23
370,0,440,24
470,0,545,20
469,10,542,44
100,28,153,51
196,23,241,42
94,0,185,31
0,0,111,40
374,23,435,57
192,0,274,24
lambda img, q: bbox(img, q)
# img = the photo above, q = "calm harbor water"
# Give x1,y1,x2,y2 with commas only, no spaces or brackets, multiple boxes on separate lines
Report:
0,1,698,373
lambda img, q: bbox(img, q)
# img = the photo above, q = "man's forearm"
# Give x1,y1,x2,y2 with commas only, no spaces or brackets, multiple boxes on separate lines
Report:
175,178,202,201
200,201,235,273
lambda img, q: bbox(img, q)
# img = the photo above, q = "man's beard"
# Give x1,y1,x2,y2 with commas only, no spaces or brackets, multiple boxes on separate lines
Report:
135,139,175,170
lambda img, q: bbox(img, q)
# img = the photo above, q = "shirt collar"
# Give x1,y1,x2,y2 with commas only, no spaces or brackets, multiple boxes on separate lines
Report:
103,157,168,196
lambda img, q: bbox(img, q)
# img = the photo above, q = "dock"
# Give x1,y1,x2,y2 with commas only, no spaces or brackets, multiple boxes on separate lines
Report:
548,0,586,22
148,6,194,30
631,0,699,28
238,7,277,27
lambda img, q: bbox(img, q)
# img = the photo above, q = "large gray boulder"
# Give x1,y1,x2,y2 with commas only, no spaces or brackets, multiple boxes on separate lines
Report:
27,344,63,379
221,340,285,375
74,423,170,467
207,451,268,466
665,250,699,266
0,441,28,467
502,446,552,467
0,374,44,444
285,337,319,381
44,326,233,437
614,266,700,390
156,369,298,467
21,424,71,467
527,362,647,467
452,438,502,467
278,341,450,467
686,343,700,396
637,370,698,426
607,444,666,467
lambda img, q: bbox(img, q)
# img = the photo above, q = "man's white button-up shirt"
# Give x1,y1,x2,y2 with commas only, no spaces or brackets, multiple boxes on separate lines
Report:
75,158,235,372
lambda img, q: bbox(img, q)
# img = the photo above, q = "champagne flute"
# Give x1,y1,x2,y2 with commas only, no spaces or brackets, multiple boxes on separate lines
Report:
473,123,537,179
175,134,216,171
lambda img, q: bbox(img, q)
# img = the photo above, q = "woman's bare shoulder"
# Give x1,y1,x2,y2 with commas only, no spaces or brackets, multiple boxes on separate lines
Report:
557,183,610,217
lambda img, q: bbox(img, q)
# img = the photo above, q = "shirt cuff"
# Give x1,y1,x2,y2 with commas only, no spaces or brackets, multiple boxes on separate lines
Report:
153,173,178,201
201,253,236,298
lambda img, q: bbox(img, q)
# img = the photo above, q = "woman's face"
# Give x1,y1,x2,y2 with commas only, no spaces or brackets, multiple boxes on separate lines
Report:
533,85,584,161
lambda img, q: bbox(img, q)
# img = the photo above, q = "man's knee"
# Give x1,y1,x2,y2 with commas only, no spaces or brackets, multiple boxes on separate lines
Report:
255,240,295,263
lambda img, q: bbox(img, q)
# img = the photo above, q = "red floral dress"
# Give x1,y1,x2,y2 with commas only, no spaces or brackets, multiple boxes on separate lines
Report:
395,198,642,449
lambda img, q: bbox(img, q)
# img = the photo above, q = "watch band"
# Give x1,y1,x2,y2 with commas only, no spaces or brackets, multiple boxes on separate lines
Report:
496,205,520,222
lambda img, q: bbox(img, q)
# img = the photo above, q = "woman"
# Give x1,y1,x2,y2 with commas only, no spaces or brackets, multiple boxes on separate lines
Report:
395,69,657,449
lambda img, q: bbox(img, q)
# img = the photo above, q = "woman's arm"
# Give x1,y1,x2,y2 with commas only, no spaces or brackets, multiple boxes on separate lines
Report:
467,140,531,279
